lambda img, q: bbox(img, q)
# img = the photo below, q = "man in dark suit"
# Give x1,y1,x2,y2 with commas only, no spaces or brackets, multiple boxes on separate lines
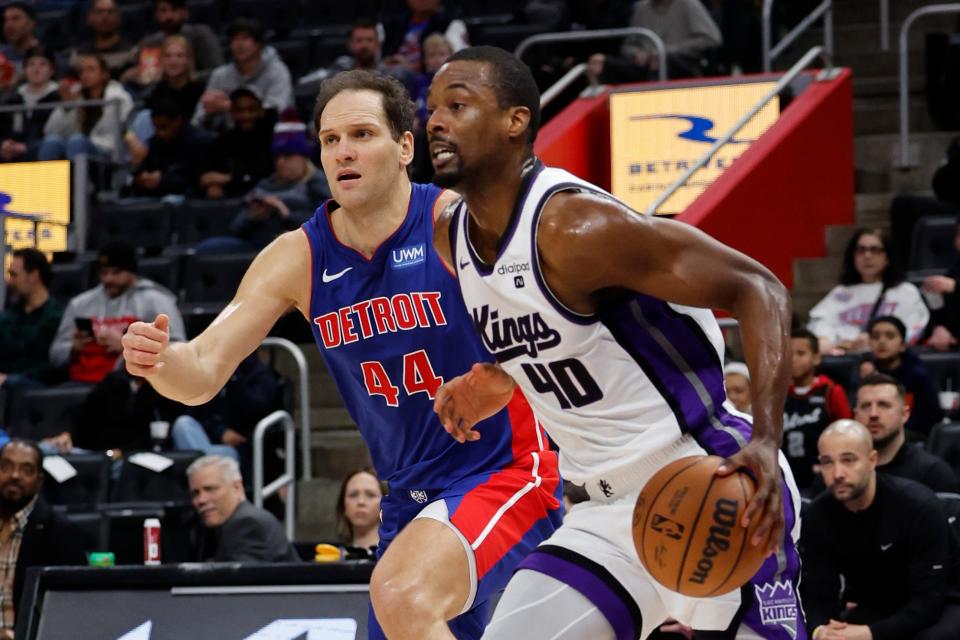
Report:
187,455,297,562
0,439,84,639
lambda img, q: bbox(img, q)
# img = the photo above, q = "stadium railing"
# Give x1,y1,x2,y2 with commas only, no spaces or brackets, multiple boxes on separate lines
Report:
253,409,296,541
261,337,313,481
762,0,833,72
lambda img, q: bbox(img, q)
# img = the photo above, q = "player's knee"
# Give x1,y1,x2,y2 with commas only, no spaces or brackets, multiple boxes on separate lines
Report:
369,566,439,631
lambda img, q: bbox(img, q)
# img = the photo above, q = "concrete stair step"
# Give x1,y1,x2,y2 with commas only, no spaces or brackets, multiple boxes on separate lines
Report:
835,0,944,24
792,291,826,323
295,477,341,541
853,95,934,135
794,256,842,293
852,74,923,98
854,131,956,193
309,427,371,479
310,407,355,430
824,224,857,255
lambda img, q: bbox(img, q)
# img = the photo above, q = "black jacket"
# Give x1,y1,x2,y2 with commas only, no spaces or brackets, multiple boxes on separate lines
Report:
13,496,86,623
132,123,214,197
195,501,298,563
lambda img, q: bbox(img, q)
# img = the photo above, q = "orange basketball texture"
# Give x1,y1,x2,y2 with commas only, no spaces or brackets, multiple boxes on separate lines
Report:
632,455,767,597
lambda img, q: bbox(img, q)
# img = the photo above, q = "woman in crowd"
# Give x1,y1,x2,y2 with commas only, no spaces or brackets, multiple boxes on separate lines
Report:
808,228,929,354
38,54,133,162
335,468,383,554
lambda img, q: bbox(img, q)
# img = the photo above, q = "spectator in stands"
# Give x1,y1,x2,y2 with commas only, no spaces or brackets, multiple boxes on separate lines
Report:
38,54,134,162
196,112,329,253
860,316,944,436
43,367,186,457
170,352,279,463
410,33,453,181
382,0,468,75
69,0,136,78
198,85,276,199
923,220,960,351
0,439,84,638
124,0,222,86
784,327,852,494
299,18,414,92
890,136,960,268
130,97,213,197
0,248,63,390
854,373,956,492
192,18,293,133
723,361,751,414
0,2,40,92
124,35,206,166
335,468,382,555
587,0,722,84
0,46,59,163
188,455,299,562
802,420,960,640
49,242,185,384
808,228,930,355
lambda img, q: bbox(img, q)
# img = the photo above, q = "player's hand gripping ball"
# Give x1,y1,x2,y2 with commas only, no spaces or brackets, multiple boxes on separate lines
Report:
632,455,767,597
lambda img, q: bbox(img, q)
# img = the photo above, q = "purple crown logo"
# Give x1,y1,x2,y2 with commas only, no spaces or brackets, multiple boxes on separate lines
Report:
755,580,794,603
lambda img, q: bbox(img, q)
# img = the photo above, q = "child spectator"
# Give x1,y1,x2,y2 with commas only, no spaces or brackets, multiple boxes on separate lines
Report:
860,315,943,437
723,361,751,414
783,327,852,494
808,229,929,354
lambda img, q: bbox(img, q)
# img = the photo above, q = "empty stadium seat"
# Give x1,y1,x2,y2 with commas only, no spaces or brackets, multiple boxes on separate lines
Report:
109,450,202,504
909,215,958,273
63,511,109,555
818,354,861,393
273,39,311,80
918,352,960,392
43,453,112,511
99,504,166,565
473,23,545,53
185,0,221,31
5,386,93,441
174,198,245,246
138,256,180,294
49,262,91,303
929,422,960,479
179,252,255,308
89,201,174,254
226,0,300,37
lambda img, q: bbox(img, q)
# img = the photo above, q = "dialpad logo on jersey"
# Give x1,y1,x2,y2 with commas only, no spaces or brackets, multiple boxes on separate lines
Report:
471,304,561,362
391,243,426,269
313,292,447,349
497,261,530,275
754,581,798,628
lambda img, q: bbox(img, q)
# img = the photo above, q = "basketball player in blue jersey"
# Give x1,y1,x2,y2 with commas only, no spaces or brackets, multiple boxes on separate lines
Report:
424,47,805,639
120,70,562,640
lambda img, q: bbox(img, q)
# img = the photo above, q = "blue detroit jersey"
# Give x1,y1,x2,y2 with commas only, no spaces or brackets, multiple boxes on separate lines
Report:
302,183,523,489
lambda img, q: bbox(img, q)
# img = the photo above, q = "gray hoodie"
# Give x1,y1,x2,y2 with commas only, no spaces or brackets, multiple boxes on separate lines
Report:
49,278,186,379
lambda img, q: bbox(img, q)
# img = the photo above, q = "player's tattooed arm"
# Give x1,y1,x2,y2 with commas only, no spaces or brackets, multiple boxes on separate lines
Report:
538,191,790,555
434,362,517,443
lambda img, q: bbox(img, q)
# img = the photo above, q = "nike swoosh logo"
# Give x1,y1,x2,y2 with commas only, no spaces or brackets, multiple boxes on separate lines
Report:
880,543,893,551
459,259,469,270
322,267,352,283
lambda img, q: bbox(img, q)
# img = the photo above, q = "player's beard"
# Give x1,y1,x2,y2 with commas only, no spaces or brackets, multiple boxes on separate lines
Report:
432,166,463,189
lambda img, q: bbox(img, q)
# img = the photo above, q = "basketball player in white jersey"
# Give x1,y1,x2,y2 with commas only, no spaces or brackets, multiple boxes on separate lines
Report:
425,47,805,639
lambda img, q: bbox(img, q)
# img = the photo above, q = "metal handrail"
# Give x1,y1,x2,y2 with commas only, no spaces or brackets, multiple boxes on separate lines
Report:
261,337,312,480
898,4,960,168
516,28,668,82
645,46,833,216
880,0,890,50
763,0,833,72
0,97,126,163
541,63,587,108
253,410,296,541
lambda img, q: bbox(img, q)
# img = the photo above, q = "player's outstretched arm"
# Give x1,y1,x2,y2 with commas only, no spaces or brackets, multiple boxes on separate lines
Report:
122,231,311,405
539,192,790,555
434,362,517,443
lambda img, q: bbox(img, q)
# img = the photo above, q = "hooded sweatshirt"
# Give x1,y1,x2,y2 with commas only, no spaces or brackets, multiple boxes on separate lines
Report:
49,277,185,382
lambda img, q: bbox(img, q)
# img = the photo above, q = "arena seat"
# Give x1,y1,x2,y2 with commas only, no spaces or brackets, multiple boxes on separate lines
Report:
817,354,861,393
43,452,112,512
300,0,378,30
472,23,546,52
89,201,174,254
98,503,166,565
929,423,960,479
62,511,109,555
118,1,152,42
179,252,256,308
918,352,960,392
4,386,92,441
272,38,311,80
50,262,91,303
174,198,245,246
109,450,202,505
226,0,300,37
909,215,958,273
185,0,221,31
138,255,180,294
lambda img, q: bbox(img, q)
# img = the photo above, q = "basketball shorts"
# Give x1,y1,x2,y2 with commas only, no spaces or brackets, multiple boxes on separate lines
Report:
368,448,564,640
512,433,805,640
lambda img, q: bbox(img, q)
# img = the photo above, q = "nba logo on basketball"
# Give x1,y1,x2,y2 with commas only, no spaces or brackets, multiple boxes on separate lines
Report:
754,581,797,625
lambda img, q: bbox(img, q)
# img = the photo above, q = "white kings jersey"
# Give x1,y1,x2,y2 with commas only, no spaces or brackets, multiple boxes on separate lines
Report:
451,160,752,484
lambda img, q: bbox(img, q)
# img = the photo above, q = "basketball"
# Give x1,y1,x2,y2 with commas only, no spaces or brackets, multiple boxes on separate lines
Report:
632,455,767,597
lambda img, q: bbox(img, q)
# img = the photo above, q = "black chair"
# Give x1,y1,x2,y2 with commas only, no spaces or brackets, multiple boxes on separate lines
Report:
472,23,544,52
300,0,376,29
272,38,311,80
909,215,959,272
185,0,221,31
174,198,245,246
49,262,91,303
43,453,112,511
818,354,861,393
89,201,174,254
179,252,255,308
109,450,202,504
225,0,300,37
929,422,960,478
4,386,93,441
138,255,180,294
99,504,166,565
63,511,109,554
118,1,152,41
918,352,960,392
